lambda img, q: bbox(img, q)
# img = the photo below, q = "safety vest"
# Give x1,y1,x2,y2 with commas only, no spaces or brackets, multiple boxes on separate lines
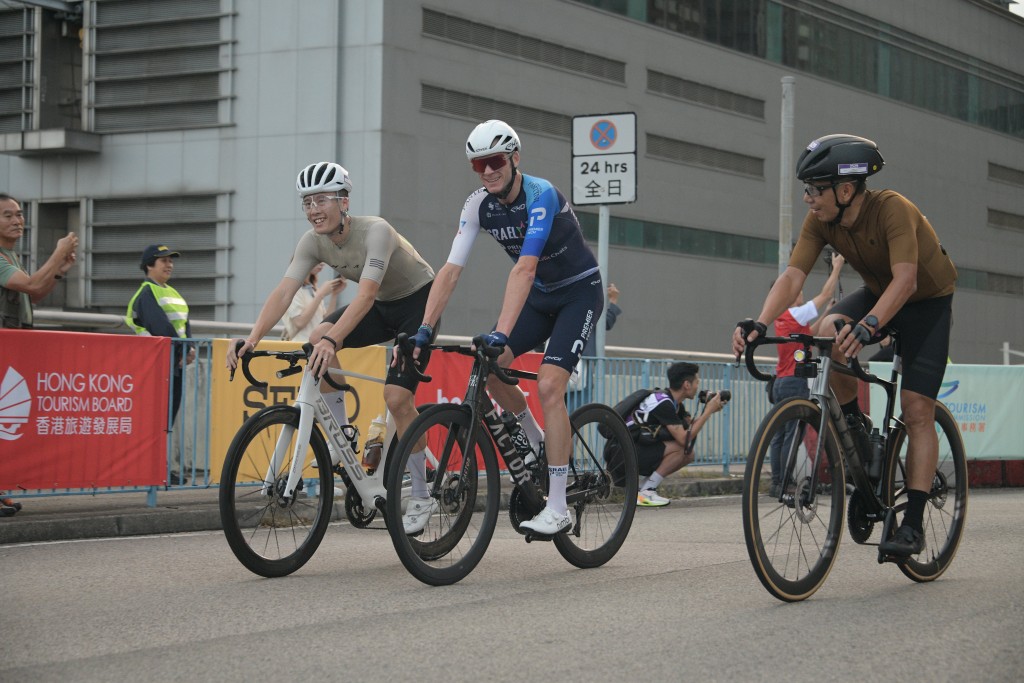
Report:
125,279,189,337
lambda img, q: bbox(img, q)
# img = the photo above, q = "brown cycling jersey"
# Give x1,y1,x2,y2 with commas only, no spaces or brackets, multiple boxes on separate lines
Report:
285,215,434,302
790,189,957,301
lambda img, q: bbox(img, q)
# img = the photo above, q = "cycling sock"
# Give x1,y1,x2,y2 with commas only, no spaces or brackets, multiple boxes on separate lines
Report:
322,390,350,427
840,399,861,417
644,472,664,491
408,450,428,498
546,464,569,514
517,407,545,454
902,488,929,532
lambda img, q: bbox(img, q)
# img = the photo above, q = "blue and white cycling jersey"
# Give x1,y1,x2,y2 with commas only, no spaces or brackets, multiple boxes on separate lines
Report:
447,174,599,292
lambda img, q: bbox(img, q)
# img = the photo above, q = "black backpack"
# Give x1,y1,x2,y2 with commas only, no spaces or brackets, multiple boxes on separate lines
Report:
598,388,653,438
600,389,653,488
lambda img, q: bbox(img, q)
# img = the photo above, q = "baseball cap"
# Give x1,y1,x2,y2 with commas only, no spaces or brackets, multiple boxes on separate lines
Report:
141,244,181,267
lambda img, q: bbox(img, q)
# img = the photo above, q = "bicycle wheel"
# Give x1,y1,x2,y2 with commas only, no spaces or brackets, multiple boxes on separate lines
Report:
553,403,638,568
883,401,968,582
219,406,334,577
385,403,500,586
742,397,845,602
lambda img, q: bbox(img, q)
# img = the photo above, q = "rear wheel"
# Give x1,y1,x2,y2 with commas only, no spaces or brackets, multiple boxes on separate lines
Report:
553,403,638,568
385,404,500,586
219,406,333,577
883,401,968,581
742,398,845,602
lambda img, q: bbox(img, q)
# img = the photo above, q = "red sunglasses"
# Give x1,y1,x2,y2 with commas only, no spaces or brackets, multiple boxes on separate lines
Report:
470,153,510,174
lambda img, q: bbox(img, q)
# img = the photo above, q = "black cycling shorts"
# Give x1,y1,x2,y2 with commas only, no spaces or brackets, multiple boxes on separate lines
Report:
504,274,604,373
322,282,434,392
830,287,953,399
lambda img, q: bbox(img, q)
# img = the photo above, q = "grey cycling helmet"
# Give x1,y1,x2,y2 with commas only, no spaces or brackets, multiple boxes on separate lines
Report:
465,120,521,159
796,134,884,182
296,161,353,196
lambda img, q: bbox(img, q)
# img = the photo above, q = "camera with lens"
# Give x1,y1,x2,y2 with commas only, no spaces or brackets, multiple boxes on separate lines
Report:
698,389,731,404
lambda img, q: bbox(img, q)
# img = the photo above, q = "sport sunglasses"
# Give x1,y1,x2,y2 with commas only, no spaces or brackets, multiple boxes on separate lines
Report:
470,153,511,174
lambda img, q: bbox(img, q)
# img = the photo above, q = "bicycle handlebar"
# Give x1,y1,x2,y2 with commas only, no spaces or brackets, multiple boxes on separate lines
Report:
230,339,348,391
740,329,880,385
394,333,521,386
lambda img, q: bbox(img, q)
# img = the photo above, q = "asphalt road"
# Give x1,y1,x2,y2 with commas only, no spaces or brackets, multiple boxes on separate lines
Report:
3,490,1022,682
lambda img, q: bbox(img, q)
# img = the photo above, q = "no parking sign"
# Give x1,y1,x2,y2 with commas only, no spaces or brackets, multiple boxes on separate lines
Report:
571,112,637,205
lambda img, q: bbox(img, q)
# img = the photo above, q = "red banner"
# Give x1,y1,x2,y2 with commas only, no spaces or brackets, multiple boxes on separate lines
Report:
414,350,544,427
0,330,169,489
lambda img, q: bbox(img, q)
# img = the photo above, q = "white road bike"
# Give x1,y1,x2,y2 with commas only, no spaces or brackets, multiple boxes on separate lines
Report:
219,342,434,577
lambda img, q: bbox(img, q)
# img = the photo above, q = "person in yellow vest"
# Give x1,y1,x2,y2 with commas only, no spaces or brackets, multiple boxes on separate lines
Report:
126,244,195,485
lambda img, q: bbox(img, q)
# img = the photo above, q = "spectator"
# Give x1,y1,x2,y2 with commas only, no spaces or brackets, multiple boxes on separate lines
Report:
628,362,727,507
0,193,78,329
582,283,622,356
126,244,195,486
1,193,78,515
767,251,845,497
281,262,346,342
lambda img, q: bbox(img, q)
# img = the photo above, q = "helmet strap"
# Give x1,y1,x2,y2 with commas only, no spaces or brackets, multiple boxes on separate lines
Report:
828,180,863,227
496,164,518,201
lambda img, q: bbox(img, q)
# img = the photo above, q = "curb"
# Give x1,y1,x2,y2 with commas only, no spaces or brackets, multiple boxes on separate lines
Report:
0,477,745,545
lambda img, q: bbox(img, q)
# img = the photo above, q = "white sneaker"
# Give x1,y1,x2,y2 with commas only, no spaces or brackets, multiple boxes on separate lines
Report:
403,497,439,535
519,505,571,535
637,488,670,507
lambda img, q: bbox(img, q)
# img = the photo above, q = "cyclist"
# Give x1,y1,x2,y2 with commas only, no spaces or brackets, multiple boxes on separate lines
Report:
226,162,439,534
732,134,957,557
405,119,604,535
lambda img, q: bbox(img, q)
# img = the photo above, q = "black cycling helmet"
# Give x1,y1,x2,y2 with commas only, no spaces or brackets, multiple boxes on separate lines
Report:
795,134,884,182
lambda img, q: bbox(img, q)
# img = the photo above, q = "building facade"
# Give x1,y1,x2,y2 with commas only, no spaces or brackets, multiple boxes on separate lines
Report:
1,0,1022,362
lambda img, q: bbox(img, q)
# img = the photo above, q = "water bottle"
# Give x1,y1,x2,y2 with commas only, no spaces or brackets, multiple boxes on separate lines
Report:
362,414,386,470
500,411,535,462
867,428,885,482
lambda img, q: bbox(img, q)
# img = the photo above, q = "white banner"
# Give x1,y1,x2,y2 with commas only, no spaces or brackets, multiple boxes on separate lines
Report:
868,363,1024,460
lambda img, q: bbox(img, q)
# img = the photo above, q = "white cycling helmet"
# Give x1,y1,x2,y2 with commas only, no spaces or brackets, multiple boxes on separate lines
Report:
296,162,353,196
465,120,520,160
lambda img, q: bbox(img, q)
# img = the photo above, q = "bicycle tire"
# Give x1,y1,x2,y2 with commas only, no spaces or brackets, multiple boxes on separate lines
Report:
883,401,968,582
385,403,500,586
742,397,846,602
219,405,334,577
553,403,638,568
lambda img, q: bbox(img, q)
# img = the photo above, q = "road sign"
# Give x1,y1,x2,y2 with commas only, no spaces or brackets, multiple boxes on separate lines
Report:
572,113,636,205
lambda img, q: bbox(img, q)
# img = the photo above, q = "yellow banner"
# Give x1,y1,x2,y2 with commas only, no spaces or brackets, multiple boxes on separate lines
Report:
208,340,388,482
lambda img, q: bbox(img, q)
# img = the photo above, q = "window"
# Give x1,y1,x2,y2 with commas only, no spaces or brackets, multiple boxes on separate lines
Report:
86,0,235,133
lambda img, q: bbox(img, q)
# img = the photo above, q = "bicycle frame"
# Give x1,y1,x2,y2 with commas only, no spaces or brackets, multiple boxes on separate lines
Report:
428,347,545,511
776,337,902,520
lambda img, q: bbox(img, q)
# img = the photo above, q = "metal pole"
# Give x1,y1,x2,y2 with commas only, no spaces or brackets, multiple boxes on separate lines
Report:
779,76,796,275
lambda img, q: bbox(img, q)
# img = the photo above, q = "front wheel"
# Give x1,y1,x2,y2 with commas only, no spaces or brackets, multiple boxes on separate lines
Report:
883,401,968,582
219,406,333,577
553,403,638,568
742,398,845,602
385,404,500,586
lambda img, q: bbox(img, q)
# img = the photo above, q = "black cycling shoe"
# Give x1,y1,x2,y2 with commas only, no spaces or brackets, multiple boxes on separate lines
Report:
879,523,925,556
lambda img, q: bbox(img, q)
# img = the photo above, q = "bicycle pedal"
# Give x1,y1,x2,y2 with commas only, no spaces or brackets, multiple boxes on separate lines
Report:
524,532,556,543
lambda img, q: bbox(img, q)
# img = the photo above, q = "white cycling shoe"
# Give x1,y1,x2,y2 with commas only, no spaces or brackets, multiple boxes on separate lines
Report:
403,497,439,535
519,505,571,535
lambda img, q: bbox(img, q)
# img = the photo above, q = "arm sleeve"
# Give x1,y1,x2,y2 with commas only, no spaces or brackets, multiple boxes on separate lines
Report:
283,232,321,282
605,302,621,331
520,178,559,259
789,300,819,326
447,190,485,266
360,220,396,285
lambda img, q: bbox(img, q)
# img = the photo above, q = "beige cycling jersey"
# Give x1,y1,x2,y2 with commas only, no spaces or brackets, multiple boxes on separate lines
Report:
790,189,957,301
285,216,434,302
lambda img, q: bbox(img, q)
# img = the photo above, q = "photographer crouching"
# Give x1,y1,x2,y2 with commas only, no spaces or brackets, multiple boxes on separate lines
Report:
625,362,731,507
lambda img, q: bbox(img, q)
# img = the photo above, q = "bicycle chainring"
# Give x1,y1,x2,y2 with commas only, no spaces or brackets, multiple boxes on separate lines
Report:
846,489,874,544
508,486,536,535
344,485,376,528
